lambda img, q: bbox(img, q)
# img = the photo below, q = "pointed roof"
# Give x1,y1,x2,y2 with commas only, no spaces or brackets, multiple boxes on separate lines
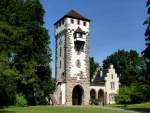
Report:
75,27,86,34
65,10,89,21
54,9,90,25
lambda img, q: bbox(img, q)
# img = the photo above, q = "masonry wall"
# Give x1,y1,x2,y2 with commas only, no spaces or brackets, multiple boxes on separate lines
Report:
55,15,90,105
65,17,90,105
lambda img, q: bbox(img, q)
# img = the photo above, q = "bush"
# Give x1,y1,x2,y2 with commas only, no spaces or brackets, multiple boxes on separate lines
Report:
115,86,132,106
115,84,150,105
15,94,27,107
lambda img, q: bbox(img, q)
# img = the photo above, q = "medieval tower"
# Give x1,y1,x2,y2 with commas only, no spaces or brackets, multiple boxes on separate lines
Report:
54,10,91,105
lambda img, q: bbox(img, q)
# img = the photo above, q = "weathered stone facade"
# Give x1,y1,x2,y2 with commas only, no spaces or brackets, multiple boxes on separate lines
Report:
65,78,90,105
54,10,90,105
64,28,90,105
53,10,119,105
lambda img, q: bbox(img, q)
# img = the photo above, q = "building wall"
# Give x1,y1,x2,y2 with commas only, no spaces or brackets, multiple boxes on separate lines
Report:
55,19,66,81
61,83,66,104
55,16,90,105
105,65,119,104
65,17,90,78
65,17,90,105
90,85,105,99
54,13,119,105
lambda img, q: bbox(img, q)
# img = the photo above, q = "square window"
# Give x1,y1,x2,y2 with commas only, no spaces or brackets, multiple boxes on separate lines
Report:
111,82,115,89
79,33,82,38
71,19,74,24
83,22,86,26
62,20,64,25
77,20,80,25
59,22,61,27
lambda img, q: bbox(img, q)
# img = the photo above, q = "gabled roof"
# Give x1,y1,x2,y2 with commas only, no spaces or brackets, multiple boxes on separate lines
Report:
75,27,86,34
91,67,105,83
54,9,90,25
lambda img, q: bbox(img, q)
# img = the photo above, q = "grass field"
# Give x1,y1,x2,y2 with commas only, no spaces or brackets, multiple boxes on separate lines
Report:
108,102,150,113
0,106,131,113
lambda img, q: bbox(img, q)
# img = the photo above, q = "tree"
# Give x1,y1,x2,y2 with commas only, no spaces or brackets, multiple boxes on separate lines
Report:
142,0,150,85
116,84,150,105
89,57,99,81
103,49,145,86
115,86,132,107
143,0,150,59
0,0,55,105
0,51,18,106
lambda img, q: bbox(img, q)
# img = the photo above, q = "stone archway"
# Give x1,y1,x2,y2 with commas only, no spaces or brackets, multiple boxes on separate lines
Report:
98,89,104,105
72,85,84,105
90,89,96,104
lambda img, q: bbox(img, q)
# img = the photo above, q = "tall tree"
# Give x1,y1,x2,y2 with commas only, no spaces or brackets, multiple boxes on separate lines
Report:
0,0,55,105
143,0,150,59
142,0,150,85
103,50,145,86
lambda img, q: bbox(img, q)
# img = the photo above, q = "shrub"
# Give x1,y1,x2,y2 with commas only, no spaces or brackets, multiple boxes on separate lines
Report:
15,94,27,107
115,84,150,105
115,86,132,106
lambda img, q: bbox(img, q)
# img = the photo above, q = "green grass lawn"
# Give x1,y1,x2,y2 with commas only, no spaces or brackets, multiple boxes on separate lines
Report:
108,102,150,113
0,106,131,113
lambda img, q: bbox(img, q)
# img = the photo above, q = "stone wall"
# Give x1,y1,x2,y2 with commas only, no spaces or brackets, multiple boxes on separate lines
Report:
65,28,90,105
65,77,90,105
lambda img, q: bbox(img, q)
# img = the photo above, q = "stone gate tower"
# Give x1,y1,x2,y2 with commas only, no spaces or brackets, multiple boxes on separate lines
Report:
54,10,90,105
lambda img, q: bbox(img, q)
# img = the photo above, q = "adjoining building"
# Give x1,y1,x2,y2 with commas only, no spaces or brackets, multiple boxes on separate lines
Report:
53,10,119,105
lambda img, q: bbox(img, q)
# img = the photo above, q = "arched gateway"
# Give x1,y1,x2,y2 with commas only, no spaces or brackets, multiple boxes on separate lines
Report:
72,85,84,105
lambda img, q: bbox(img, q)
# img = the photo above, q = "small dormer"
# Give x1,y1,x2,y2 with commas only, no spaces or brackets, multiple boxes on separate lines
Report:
74,27,86,51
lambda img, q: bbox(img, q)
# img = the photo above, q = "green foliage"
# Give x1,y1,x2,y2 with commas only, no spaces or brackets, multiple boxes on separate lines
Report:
115,86,131,105
15,94,28,107
143,1,150,68
116,84,150,105
103,49,145,86
0,0,44,25
0,51,18,106
0,0,54,106
89,57,99,81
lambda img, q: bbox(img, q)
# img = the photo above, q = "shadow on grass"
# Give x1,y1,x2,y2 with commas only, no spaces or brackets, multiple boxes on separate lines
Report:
0,106,14,113
128,108,150,113
0,110,14,113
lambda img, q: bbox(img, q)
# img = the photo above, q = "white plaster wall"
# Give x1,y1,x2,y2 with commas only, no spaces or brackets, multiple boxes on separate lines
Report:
105,65,119,104
66,17,90,77
54,18,66,34
55,17,90,79
54,84,61,104
60,83,66,104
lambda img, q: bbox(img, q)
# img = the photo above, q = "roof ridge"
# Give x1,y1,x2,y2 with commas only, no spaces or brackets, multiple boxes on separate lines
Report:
54,9,90,25
65,10,87,20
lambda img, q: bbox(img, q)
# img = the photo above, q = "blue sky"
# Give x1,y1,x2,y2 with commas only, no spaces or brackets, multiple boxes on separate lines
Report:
40,0,147,77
